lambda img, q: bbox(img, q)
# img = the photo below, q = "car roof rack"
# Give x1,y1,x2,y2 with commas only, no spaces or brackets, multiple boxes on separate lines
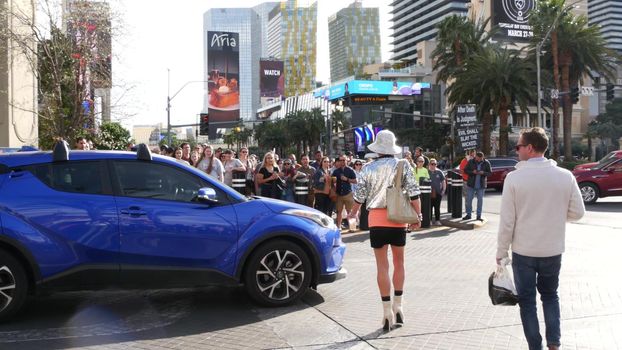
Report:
136,143,152,161
53,140,70,162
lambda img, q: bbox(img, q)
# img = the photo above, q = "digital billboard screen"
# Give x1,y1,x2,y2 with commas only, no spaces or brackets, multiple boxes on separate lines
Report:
260,60,284,106
328,80,430,100
492,0,536,42
207,31,240,123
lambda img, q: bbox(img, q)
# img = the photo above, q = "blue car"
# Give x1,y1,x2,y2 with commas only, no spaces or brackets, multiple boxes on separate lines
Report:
0,143,346,320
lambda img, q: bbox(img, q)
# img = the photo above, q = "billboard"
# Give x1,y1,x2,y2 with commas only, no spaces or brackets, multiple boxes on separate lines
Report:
207,31,240,123
260,60,285,106
492,0,536,42
328,80,431,100
455,104,480,152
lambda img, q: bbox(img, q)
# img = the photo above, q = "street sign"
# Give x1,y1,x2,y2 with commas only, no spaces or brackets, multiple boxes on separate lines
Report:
581,86,594,96
550,89,559,99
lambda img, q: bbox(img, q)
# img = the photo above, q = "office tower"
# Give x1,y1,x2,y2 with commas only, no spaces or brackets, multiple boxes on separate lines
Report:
329,1,381,82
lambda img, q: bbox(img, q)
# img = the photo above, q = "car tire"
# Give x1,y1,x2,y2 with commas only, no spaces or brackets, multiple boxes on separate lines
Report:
243,239,312,306
0,248,29,322
579,182,599,204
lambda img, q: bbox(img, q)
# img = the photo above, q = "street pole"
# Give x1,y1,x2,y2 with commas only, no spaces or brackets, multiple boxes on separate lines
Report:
536,45,543,128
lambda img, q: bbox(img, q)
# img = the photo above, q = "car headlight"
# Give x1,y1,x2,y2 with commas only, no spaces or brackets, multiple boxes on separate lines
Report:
282,209,336,229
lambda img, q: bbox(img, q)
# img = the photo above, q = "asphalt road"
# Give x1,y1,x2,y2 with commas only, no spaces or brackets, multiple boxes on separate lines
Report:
1,193,620,350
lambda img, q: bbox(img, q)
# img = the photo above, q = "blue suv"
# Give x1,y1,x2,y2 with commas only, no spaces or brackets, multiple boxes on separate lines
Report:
0,143,346,320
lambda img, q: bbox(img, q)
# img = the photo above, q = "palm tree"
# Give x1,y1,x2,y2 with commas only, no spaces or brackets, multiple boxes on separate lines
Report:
431,15,495,84
447,46,535,156
529,0,570,159
556,14,619,160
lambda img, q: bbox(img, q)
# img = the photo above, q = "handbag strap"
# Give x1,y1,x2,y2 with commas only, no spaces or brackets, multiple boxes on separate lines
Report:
393,159,405,189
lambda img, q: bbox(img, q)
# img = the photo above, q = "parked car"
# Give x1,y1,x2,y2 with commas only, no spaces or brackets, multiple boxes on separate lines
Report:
574,150,622,171
573,158,622,204
451,157,518,191
0,143,346,320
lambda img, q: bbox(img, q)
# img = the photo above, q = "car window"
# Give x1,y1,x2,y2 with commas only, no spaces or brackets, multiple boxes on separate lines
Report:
605,160,622,171
490,159,516,168
112,161,222,203
23,161,107,195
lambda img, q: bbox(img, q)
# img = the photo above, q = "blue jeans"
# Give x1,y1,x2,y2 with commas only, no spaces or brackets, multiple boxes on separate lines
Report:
465,186,484,217
512,252,562,350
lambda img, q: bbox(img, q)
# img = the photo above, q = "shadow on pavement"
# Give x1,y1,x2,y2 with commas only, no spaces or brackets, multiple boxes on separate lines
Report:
341,232,369,244
0,285,320,349
584,200,622,213
411,227,459,240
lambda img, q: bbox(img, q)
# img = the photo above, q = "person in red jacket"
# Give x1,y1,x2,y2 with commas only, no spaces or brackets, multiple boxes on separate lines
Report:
459,149,476,198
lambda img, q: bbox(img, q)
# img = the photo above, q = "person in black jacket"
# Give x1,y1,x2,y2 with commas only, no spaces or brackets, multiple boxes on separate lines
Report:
463,152,492,221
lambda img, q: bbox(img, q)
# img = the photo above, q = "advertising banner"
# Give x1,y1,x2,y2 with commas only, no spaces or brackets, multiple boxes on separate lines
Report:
455,104,479,151
492,0,536,42
329,80,430,100
260,60,284,106
207,31,240,123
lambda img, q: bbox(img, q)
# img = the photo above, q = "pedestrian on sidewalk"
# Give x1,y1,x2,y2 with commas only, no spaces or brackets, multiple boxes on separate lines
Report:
332,155,357,231
463,151,491,221
348,130,422,331
428,158,445,225
496,127,585,350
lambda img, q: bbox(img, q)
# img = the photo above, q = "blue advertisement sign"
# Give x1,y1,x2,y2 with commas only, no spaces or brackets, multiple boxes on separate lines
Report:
327,80,430,100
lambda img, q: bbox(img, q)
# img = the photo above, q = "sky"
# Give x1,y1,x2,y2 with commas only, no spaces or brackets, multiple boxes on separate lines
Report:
111,0,393,132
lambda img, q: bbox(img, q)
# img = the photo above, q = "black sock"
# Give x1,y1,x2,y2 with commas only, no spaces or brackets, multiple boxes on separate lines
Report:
381,296,391,302
394,290,403,296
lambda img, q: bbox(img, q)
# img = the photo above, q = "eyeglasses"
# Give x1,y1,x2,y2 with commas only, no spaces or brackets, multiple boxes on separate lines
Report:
241,150,248,153
354,163,362,166
430,163,437,165
284,163,291,165
515,144,528,151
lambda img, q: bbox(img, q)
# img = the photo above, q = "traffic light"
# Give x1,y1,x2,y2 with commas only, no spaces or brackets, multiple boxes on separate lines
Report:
606,83,615,101
199,113,209,136
570,87,579,104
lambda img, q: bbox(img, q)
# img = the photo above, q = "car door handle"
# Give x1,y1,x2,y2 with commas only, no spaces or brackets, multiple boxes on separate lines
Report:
120,207,147,217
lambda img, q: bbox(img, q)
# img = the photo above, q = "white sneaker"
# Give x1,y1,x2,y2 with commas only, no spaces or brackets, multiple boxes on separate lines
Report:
436,220,443,226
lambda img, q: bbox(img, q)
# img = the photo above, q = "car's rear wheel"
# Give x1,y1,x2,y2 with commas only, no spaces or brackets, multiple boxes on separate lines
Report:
243,240,311,306
0,249,28,322
579,182,599,204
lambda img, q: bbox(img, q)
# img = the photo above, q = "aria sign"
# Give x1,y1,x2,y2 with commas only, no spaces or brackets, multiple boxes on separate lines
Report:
492,0,536,42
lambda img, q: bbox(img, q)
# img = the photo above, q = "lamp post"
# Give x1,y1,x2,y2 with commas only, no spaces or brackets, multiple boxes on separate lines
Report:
166,70,209,145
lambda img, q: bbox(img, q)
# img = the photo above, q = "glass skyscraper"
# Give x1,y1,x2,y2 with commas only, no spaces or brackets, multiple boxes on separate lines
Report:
267,0,317,97
203,8,261,123
328,1,381,82
588,0,622,53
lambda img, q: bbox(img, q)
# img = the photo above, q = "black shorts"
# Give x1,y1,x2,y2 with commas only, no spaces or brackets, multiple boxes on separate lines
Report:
369,227,407,248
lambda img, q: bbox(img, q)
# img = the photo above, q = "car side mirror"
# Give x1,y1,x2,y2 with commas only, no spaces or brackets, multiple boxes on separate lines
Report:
197,187,218,204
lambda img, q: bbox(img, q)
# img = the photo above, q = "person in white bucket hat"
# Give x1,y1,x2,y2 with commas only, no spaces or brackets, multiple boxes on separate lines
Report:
348,130,422,331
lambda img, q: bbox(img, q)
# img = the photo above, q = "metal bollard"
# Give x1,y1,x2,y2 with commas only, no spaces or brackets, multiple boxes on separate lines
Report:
294,177,310,205
446,174,453,214
231,171,246,194
419,178,432,228
451,171,463,218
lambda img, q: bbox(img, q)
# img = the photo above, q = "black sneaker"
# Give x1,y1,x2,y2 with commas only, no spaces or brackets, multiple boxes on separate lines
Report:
462,215,472,220
476,217,484,221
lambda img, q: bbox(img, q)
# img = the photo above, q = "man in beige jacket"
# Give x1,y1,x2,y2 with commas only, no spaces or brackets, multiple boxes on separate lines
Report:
496,127,585,350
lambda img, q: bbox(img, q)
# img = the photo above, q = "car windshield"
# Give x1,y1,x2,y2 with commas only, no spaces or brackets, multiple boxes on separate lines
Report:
594,152,619,170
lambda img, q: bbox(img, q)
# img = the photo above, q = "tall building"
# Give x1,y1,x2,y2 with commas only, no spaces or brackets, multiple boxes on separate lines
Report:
328,1,381,82
0,0,38,147
267,1,317,96
253,2,280,58
588,0,622,53
203,8,262,125
390,0,467,63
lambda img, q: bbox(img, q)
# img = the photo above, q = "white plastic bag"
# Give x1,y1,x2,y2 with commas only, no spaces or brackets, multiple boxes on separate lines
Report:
488,258,518,305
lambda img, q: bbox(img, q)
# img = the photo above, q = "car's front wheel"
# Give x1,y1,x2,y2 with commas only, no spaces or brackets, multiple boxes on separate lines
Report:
579,182,599,204
0,248,28,322
244,240,312,306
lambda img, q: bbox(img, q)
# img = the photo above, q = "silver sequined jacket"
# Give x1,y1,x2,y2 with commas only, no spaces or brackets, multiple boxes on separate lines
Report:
353,156,421,210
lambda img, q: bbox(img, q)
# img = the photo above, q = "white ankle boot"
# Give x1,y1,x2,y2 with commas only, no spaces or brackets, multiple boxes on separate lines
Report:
393,295,404,326
382,300,394,331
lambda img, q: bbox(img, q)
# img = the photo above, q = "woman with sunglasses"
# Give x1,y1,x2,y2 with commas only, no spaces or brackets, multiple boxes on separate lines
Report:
238,147,256,195
413,156,430,185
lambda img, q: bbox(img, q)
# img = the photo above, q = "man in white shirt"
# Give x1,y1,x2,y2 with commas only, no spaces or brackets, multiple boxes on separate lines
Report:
496,127,585,350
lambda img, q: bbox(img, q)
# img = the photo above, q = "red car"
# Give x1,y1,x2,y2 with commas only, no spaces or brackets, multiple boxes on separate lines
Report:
573,158,622,204
574,150,622,171
453,157,518,191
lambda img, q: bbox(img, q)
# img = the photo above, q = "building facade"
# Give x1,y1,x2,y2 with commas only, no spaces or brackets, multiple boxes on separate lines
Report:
328,1,381,82
267,0,317,96
203,8,262,125
0,0,38,148
252,2,280,58
588,0,622,53
390,0,467,63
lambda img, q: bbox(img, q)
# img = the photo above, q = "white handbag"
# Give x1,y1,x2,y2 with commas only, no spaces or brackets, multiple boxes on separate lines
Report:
386,160,420,224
